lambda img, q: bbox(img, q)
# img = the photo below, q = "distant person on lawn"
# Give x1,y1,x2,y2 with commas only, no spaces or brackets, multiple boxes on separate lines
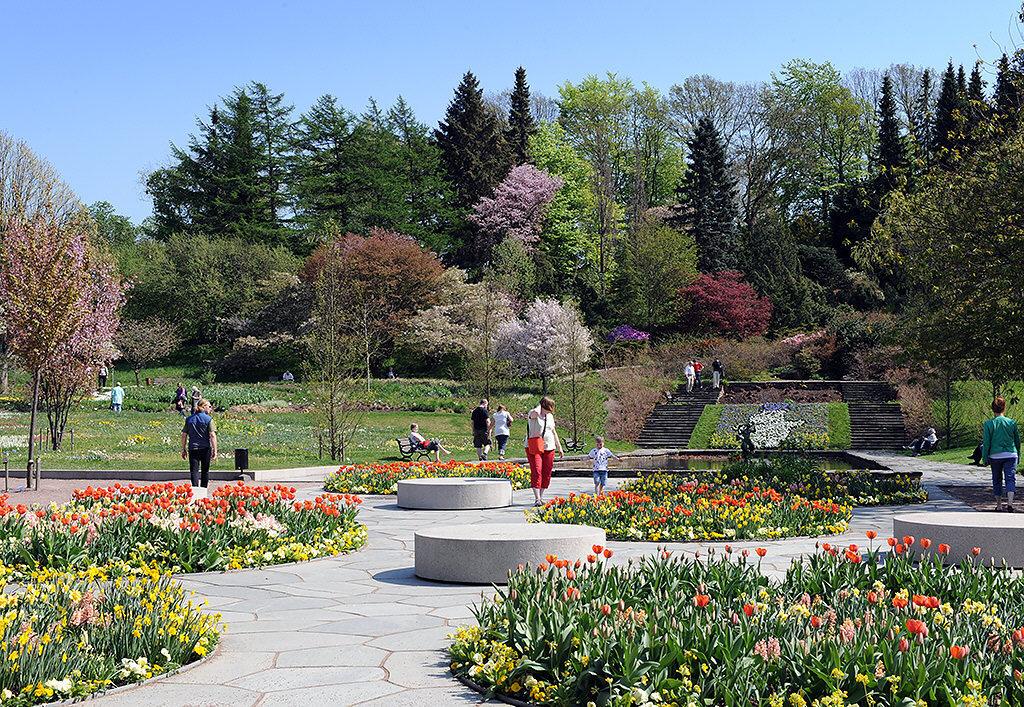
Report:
182,399,218,488
492,404,513,460
588,436,619,495
190,385,202,414
173,384,187,417
983,396,1021,512
471,399,493,461
408,423,450,462
98,364,108,389
525,396,563,506
281,370,295,382
684,361,696,393
110,383,124,413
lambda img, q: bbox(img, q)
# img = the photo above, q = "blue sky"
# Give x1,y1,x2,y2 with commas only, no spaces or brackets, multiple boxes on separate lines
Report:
3,1,1021,222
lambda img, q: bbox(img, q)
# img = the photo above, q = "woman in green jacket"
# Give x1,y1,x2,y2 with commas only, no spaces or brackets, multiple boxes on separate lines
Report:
983,396,1022,512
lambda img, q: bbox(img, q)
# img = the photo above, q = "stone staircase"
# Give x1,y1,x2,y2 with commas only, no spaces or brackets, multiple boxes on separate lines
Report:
848,401,908,449
636,386,721,449
839,381,898,403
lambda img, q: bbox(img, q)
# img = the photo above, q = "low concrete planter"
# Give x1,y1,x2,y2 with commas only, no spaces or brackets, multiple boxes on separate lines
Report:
397,477,512,510
415,522,605,584
893,510,1024,567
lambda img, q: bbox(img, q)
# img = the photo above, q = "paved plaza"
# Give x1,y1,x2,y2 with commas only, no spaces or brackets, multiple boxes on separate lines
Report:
93,454,991,706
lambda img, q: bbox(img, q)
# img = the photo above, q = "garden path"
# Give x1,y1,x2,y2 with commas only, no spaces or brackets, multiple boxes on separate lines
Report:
93,454,986,707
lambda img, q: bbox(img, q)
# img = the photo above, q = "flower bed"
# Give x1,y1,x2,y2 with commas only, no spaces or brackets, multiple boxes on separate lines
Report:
0,564,220,706
0,482,367,573
452,537,1024,705
531,474,850,542
710,403,846,450
324,460,530,494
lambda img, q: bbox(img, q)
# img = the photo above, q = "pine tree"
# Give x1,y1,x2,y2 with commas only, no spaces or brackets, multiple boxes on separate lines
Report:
912,69,934,169
875,73,907,196
291,95,359,237
994,53,1022,125
248,82,294,245
933,62,962,164
507,67,536,165
677,116,739,272
966,62,988,138
434,71,511,210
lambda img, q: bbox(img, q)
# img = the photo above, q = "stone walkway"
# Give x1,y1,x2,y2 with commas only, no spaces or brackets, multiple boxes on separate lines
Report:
93,453,988,706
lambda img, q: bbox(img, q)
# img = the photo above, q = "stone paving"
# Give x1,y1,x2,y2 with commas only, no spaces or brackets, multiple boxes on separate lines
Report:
94,453,990,706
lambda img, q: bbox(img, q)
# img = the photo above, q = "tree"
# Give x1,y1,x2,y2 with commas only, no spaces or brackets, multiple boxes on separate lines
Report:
911,69,935,169
249,81,295,245
678,117,740,272
89,201,137,249
680,271,773,339
435,71,511,210
495,298,594,394
613,213,698,329
507,67,536,165
933,62,964,164
875,73,908,197
305,247,364,462
994,53,1023,125
469,164,562,260
965,62,988,137
118,318,182,386
0,211,123,467
623,84,680,226
739,219,816,331
304,228,445,388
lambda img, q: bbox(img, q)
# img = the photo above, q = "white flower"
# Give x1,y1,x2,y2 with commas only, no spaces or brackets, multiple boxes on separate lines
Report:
44,678,73,693
160,648,171,662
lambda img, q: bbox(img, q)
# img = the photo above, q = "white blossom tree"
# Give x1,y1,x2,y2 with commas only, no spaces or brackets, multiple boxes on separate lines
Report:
495,298,594,395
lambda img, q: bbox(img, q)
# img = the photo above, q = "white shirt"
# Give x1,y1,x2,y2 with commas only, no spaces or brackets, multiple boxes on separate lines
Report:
589,447,615,471
684,364,695,378
527,410,557,451
493,410,512,436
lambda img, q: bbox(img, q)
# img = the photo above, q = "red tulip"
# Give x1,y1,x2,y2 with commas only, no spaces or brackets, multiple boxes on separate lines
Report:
894,543,905,555
920,538,932,549
903,535,915,547
866,530,877,540
603,548,613,559
810,615,823,629
949,644,969,660
587,554,597,563
742,603,755,617
867,591,879,604
892,596,909,609
971,547,982,556
905,618,928,637
694,594,711,608
887,537,897,547
938,543,951,555
848,544,859,553
897,637,909,652
600,604,611,616
755,547,767,557
592,544,603,554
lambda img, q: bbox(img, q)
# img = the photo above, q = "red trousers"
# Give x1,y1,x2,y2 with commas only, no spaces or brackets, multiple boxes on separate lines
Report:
528,449,555,489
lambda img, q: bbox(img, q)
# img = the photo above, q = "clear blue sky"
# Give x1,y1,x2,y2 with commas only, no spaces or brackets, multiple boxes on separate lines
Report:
3,1,1021,222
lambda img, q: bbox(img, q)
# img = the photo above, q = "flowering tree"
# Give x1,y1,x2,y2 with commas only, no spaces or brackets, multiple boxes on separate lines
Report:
495,298,594,394
118,318,181,386
680,270,773,339
0,211,123,464
469,164,563,260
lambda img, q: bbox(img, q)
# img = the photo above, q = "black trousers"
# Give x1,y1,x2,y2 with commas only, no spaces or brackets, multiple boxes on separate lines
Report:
188,447,211,487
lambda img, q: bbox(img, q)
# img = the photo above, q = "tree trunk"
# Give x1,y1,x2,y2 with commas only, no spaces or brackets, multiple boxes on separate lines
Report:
26,373,39,484
134,368,141,387
0,355,8,395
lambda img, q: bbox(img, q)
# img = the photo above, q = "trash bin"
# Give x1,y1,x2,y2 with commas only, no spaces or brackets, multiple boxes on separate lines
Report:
234,448,249,472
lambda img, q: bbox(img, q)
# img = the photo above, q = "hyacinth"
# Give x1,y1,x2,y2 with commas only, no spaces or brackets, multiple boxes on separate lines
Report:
607,325,650,343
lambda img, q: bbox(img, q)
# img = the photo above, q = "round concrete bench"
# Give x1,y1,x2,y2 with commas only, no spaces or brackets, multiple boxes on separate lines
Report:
893,511,1024,567
397,477,513,510
415,523,606,584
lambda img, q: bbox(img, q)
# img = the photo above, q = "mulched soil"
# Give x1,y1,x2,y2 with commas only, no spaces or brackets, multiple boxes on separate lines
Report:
940,484,1008,512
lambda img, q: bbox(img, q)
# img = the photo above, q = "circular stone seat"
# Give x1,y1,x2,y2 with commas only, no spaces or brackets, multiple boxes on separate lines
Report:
415,523,606,584
893,511,1024,567
397,477,512,510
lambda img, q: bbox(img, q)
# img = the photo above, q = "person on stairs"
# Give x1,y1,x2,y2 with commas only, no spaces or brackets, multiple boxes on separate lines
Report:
683,361,696,393
984,396,1021,512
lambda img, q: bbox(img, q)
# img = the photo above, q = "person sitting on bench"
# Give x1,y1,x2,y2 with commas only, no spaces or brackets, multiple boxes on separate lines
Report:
908,427,938,455
409,423,449,462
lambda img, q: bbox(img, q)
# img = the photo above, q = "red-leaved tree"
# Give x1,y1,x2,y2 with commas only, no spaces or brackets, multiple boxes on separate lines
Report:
680,270,773,339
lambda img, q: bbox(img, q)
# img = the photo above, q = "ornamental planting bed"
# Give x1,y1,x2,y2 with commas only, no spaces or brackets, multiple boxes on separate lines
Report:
701,402,850,450
451,538,1024,705
324,460,530,494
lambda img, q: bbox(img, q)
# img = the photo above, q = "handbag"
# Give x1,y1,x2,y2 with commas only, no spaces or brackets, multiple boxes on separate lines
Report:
526,413,547,455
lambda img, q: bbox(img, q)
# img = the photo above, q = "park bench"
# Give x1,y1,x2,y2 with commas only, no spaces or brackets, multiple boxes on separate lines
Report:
396,438,433,461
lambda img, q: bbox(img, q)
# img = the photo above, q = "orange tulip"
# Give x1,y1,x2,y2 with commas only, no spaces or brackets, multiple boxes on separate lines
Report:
865,530,877,540
694,594,711,608
905,618,928,636
755,547,767,557
971,547,982,556
920,538,932,549
938,543,951,555
949,644,969,660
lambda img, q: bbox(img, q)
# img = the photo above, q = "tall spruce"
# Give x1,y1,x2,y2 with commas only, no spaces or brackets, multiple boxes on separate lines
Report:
966,62,988,138
912,69,935,169
434,71,511,209
218,88,266,242
291,95,359,237
249,82,294,245
677,116,739,272
875,73,907,197
994,53,1023,125
933,62,962,164
507,67,537,165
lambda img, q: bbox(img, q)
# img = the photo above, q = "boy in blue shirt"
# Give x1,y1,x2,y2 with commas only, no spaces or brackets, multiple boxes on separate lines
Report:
588,436,619,495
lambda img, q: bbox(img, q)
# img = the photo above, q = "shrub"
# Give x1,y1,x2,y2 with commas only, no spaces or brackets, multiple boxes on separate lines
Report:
602,368,670,443
706,337,789,380
212,334,303,382
680,271,772,339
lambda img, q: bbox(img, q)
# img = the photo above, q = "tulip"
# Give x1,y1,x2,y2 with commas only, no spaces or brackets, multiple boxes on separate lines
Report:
755,547,767,557
810,615,823,629
603,548,613,559
894,543,905,555
902,535,915,547
592,544,603,554
743,603,755,617
897,637,909,652
949,644,969,660
905,618,928,637
694,594,711,608
866,530,877,540
938,543,950,555
600,604,611,616
919,538,932,549
887,537,897,547
971,547,982,556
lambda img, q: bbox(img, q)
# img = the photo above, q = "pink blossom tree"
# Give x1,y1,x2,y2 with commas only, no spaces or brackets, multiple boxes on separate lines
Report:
495,298,593,394
469,164,563,260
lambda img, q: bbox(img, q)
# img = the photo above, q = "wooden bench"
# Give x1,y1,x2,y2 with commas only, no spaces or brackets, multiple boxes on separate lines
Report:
396,438,433,461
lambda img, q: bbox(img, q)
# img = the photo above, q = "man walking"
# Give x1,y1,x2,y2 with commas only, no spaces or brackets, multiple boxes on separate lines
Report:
712,358,724,389
98,364,108,390
110,382,124,413
471,398,493,461
181,399,218,488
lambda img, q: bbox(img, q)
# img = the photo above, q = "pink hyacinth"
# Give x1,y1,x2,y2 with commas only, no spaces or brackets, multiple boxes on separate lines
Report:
753,637,781,661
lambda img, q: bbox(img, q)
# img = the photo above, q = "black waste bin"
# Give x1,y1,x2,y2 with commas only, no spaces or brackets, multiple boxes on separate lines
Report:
234,448,249,472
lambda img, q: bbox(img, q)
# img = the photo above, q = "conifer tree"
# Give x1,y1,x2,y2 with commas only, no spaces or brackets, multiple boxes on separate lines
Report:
218,88,266,242
933,62,962,164
677,116,739,272
875,73,907,196
291,95,359,235
912,69,934,169
434,71,511,210
994,53,1022,125
249,82,294,244
966,62,988,138
507,67,536,165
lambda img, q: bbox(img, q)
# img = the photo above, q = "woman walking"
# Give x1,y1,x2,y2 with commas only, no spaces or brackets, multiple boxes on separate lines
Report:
492,404,513,460
181,399,218,489
983,396,1021,512
525,396,563,507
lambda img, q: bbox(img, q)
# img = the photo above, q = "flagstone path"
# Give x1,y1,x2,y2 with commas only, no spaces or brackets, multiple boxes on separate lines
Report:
93,453,989,706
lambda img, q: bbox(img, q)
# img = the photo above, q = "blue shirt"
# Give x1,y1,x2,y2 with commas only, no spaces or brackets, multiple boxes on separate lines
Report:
183,412,214,450
110,386,124,404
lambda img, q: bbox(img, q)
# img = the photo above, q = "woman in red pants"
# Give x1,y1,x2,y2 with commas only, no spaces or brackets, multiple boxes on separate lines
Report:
525,396,563,506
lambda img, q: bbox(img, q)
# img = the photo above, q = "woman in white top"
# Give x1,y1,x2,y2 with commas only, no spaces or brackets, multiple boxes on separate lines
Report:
525,396,563,506
684,361,696,393
492,404,513,460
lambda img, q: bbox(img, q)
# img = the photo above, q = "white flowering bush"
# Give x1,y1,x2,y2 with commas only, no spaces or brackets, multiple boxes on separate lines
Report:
715,403,830,449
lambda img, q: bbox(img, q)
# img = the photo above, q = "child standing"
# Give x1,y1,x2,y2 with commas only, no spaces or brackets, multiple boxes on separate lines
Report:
588,436,619,495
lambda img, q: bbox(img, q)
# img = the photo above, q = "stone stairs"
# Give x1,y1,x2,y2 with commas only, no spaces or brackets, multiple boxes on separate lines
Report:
636,386,720,449
848,401,908,450
840,381,898,403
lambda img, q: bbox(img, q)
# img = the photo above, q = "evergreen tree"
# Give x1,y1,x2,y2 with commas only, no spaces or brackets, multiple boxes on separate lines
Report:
507,67,536,165
933,62,963,164
966,62,988,138
740,220,816,332
218,89,266,242
875,73,907,196
434,71,511,210
912,68,934,169
956,65,968,99
677,116,739,272
994,53,1023,125
248,82,294,245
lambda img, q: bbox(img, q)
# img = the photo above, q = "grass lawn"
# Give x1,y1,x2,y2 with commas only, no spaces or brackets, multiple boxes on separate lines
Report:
915,445,979,465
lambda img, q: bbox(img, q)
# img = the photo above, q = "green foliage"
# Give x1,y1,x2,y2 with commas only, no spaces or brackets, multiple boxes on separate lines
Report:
687,404,722,449
827,401,852,448
506,67,536,165
324,460,530,494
